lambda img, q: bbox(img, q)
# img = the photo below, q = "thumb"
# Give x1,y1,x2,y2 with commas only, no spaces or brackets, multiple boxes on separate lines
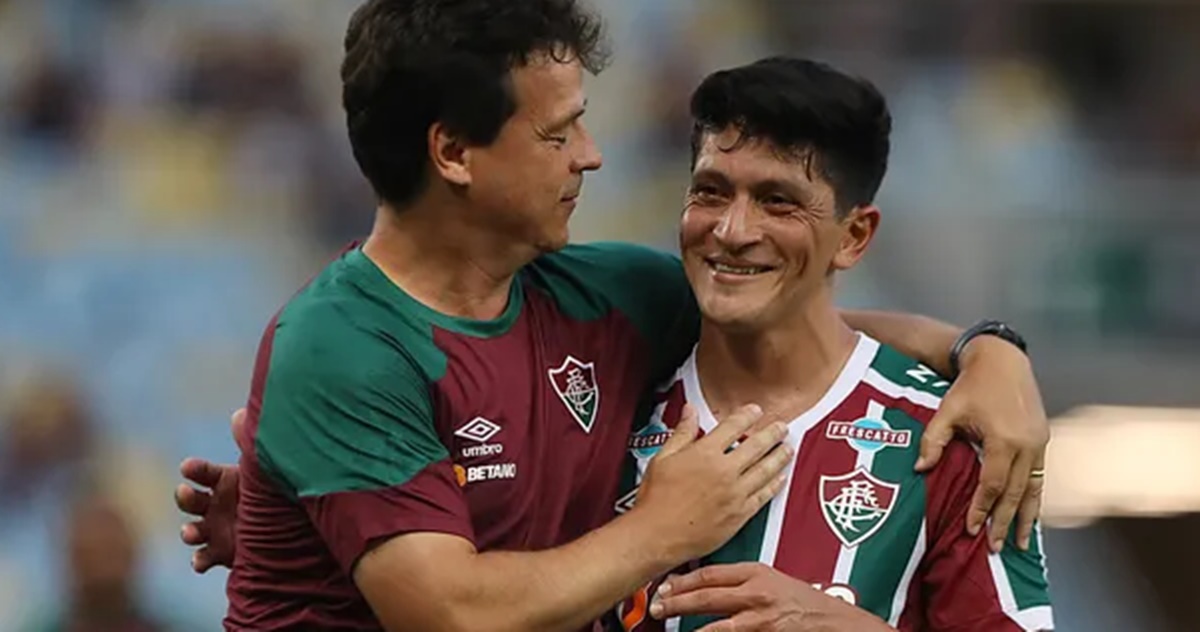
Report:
657,403,700,458
915,410,955,472
231,408,250,452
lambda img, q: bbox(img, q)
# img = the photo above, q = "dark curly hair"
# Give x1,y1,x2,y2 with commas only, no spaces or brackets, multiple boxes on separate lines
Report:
342,0,610,208
689,56,891,215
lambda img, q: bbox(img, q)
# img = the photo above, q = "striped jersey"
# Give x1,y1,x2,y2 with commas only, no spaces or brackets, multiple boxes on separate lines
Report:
614,334,1054,632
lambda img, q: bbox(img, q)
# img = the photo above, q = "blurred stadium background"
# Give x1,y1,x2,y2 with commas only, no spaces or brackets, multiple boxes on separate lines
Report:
1,0,1198,630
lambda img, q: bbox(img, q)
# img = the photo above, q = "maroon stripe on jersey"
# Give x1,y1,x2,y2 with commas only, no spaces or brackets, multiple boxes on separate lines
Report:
242,242,361,457
772,389,874,582
239,310,281,460
301,460,476,575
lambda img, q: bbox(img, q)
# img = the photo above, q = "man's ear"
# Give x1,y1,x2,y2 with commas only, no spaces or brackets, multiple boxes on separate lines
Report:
832,205,881,272
428,122,472,187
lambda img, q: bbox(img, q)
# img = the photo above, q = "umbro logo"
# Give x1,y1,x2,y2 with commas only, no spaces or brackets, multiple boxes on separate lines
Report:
455,417,501,443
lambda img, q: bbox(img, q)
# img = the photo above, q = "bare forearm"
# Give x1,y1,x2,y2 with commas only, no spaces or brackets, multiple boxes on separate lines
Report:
460,514,673,631
840,309,961,376
366,512,680,632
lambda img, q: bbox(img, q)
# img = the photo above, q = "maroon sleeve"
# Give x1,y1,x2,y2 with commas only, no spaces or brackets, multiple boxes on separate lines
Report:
300,460,476,575
918,442,1024,632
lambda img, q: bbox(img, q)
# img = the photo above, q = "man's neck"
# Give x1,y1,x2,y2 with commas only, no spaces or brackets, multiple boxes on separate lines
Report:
362,198,537,321
694,294,859,425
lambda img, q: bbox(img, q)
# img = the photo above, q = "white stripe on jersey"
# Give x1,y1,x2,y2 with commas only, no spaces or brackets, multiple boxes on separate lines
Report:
863,368,943,411
829,399,886,585
887,520,927,626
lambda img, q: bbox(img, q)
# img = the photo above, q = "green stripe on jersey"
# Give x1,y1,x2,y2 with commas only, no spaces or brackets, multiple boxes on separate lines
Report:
679,507,771,632
868,343,951,398
1001,521,1053,609
847,407,928,621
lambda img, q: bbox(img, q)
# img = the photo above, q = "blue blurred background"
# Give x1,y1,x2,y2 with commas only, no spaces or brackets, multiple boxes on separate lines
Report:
1,0,1198,630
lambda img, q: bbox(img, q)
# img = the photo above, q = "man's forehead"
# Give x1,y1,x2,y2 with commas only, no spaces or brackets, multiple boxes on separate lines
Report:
693,129,814,182
510,55,586,115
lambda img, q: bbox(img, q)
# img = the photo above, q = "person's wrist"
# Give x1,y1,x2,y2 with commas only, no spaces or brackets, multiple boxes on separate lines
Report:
950,320,1028,377
619,503,689,572
959,333,1030,373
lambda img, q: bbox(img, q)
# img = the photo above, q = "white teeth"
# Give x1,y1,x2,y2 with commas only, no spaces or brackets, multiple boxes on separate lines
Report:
711,262,768,275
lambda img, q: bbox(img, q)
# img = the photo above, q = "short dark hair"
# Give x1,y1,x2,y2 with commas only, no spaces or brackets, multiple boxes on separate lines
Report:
689,56,891,215
342,0,609,207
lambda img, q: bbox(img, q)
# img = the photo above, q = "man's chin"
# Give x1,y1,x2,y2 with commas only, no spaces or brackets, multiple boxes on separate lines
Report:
536,231,571,254
698,304,767,334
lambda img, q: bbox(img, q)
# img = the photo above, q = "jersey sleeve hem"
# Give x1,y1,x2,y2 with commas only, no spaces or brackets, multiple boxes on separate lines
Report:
301,460,475,576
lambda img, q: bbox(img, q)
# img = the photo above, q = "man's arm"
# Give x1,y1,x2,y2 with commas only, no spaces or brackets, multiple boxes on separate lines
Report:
352,405,788,632
840,310,959,376
921,443,1054,631
840,309,1049,552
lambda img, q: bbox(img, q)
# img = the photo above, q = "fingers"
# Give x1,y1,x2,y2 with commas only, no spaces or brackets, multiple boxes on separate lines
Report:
180,457,226,489
967,442,1017,539
182,519,211,545
175,483,212,516
737,443,792,500
657,403,700,459
694,611,767,632
914,409,955,472
747,472,788,515
702,404,763,452
650,587,749,620
1015,457,1047,551
192,547,219,574
659,563,760,596
728,422,788,473
985,448,1035,552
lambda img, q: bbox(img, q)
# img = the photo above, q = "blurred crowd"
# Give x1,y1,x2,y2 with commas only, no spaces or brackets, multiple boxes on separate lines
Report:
0,0,1197,630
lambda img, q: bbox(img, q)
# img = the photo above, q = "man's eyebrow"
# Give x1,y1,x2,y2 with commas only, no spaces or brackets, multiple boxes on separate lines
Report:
545,100,588,132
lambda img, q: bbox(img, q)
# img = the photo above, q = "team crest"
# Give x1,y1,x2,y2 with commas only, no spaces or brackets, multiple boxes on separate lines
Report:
548,355,600,433
819,468,899,548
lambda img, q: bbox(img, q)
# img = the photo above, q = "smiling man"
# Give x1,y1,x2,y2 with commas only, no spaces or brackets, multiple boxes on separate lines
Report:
173,2,1051,631
615,57,1053,632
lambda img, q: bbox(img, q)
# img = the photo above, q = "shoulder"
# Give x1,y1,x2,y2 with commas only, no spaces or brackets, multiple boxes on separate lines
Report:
267,258,440,389
542,241,684,276
860,339,952,425
525,242,696,340
857,339,979,470
526,242,686,306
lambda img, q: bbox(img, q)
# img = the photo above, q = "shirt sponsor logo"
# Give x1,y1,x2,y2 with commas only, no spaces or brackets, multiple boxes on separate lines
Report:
819,468,899,548
454,416,504,459
628,420,672,460
826,417,911,454
548,355,600,433
465,462,517,484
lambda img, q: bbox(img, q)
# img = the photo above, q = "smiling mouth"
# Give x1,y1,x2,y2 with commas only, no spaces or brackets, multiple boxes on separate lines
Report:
706,259,775,276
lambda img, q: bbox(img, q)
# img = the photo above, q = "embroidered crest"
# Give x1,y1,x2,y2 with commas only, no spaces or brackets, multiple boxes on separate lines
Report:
548,356,600,433
819,468,899,548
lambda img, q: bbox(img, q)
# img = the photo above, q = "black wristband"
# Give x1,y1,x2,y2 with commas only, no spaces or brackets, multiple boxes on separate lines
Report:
948,319,1028,378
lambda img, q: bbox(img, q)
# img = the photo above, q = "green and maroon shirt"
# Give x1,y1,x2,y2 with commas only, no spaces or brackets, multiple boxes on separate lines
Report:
615,335,1054,632
224,242,697,630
